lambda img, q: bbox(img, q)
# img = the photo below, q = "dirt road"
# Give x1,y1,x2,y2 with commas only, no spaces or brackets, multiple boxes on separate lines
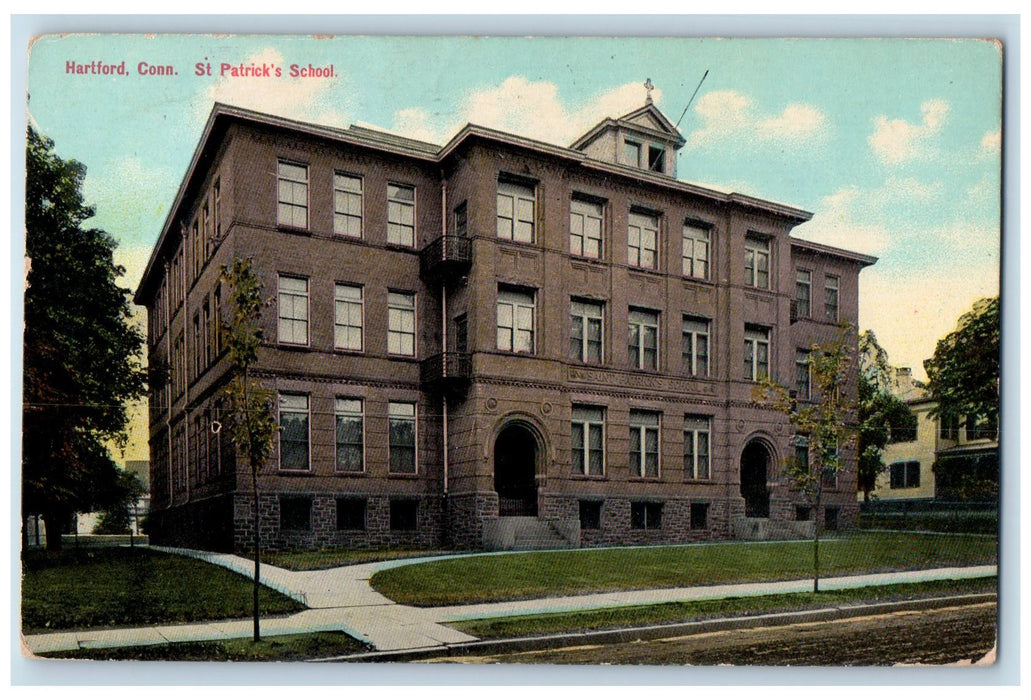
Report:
431,601,997,666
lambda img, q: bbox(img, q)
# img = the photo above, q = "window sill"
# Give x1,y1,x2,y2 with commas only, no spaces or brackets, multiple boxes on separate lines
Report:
683,478,713,484
387,471,421,479
333,348,365,356
277,468,314,475
277,225,311,236
570,474,608,481
333,470,367,477
277,343,312,352
385,243,418,252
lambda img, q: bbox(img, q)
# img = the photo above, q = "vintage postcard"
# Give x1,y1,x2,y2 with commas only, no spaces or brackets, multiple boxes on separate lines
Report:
18,28,1003,677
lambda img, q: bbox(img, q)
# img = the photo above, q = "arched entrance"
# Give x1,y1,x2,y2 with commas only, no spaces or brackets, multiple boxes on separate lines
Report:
741,440,772,518
494,423,538,516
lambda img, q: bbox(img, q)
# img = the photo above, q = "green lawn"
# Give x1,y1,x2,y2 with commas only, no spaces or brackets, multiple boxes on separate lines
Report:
41,631,369,661
371,532,997,606
451,577,997,639
21,548,304,633
254,548,449,571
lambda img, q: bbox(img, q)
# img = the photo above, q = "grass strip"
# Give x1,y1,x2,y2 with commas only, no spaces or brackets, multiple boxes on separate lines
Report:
372,532,997,606
40,631,369,661
21,548,303,633
450,577,997,640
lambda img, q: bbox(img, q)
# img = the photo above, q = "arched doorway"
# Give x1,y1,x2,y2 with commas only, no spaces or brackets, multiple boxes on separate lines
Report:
741,440,771,518
494,423,538,516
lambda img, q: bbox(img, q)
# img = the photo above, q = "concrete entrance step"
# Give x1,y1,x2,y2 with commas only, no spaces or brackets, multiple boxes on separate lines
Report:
732,516,814,541
483,516,580,551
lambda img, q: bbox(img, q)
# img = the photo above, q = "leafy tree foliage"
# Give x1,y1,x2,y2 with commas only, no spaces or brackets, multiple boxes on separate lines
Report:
94,471,145,535
924,296,1000,426
219,258,278,642
755,325,858,592
23,127,146,550
856,331,917,502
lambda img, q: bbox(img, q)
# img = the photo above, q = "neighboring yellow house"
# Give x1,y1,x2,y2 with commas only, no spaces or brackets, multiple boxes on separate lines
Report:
867,368,999,502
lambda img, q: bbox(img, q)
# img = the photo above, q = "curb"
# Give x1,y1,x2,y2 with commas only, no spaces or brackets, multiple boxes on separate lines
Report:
315,592,998,663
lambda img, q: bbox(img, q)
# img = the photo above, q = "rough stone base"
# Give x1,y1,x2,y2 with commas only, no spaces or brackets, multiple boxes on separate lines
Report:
145,494,235,552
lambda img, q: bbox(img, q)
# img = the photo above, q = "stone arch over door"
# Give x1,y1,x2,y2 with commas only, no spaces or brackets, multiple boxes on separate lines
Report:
740,437,776,518
490,414,548,517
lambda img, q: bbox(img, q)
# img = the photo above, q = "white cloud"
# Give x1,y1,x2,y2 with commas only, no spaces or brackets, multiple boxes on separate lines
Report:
687,90,828,148
859,263,999,381
868,98,950,165
197,47,348,127
794,186,892,255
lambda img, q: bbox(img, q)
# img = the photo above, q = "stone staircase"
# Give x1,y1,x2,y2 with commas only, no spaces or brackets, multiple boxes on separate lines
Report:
733,517,814,541
482,516,580,551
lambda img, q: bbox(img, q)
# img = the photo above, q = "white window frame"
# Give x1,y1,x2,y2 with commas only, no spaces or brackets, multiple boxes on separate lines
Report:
277,275,309,346
334,283,364,352
277,161,308,229
570,299,604,364
628,211,659,270
388,401,418,474
629,410,661,478
745,234,771,289
387,291,416,357
744,325,771,381
682,316,710,377
628,307,659,370
497,180,536,243
334,398,365,473
684,415,711,480
278,393,311,472
570,198,604,259
571,405,606,476
497,287,536,354
387,184,416,247
682,224,710,280
825,274,840,322
333,172,363,238
625,140,642,168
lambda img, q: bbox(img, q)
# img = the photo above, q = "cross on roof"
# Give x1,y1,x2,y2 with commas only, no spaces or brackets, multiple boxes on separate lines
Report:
644,78,655,104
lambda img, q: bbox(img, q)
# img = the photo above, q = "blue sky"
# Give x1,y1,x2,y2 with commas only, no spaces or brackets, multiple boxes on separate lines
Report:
24,34,1002,458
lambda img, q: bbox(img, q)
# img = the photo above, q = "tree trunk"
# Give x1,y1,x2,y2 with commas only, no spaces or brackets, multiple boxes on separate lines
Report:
42,511,65,551
252,469,260,643
813,489,822,593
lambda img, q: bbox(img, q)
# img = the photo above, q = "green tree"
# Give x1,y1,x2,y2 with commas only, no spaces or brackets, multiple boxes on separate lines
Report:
755,325,858,592
856,331,917,502
94,470,144,535
924,296,1000,427
23,126,146,551
219,258,278,642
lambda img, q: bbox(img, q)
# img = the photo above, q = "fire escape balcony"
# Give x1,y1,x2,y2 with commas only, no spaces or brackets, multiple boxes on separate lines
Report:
420,235,472,282
420,352,472,395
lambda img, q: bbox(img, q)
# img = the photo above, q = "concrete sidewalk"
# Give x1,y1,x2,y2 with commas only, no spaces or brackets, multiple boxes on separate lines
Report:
21,546,996,656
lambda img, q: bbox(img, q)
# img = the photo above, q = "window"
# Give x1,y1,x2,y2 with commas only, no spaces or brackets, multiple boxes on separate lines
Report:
390,499,418,531
387,184,415,246
277,275,309,346
213,178,221,239
277,161,308,229
795,270,812,318
684,415,711,480
744,326,770,381
824,507,840,531
690,502,709,530
335,398,364,472
453,201,468,237
579,500,602,530
745,235,770,289
682,224,710,279
279,394,310,471
890,461,921,489
333,173,363,238
628,308,659,370
497,287,535,354
796,350,811,400
280,497,311,531
821,441,839,489
628,211,659,269
795,505,811,521
795,442,810,472
825,275,840,321
625,141,641,167
631,502,662,529
334,284,364,352
388,401,417,474
496,180,535,243
940,413,960,441
648,145,665,173
387,292,416,356
570,299,604,364
966,414,997,441
571,405,605,476
629,410,660,478
682,316,710,377
570,198,604,258
454,314,468,354
336,497,366,530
